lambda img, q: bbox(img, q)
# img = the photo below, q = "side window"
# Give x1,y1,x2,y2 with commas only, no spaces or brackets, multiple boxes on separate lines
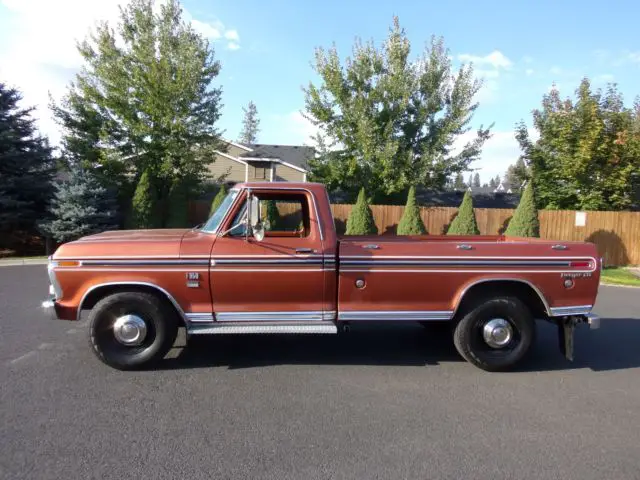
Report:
260,196,308,237
227,192,310,238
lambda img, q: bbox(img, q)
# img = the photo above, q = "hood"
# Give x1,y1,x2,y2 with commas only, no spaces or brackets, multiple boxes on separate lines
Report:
53,229,190,259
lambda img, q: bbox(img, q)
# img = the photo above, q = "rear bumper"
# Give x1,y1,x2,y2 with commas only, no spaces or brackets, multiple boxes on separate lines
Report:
585,313,600,330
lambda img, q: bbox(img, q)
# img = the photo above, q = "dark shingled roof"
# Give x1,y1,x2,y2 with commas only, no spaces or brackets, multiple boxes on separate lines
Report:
416,190,521,209
240,144,315,171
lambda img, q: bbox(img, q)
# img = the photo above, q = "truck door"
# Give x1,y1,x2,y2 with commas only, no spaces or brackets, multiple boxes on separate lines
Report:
209,188,330,322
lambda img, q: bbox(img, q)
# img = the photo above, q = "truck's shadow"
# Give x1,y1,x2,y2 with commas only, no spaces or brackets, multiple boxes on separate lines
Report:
161,318,640,372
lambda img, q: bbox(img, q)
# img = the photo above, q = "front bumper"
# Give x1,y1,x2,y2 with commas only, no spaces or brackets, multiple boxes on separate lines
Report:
42,296,59,320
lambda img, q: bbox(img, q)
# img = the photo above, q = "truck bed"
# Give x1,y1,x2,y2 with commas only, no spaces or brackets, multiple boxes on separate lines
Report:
336,235,600,320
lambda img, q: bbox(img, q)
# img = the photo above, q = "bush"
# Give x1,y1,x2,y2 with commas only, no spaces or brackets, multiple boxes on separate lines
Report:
131,170,160,229
397,186,427,235
209,184,227,217
166,180,189,228
505,181,539,237
40,167,118,242
447,190,479,235
345,188,377,235
263,200,282,231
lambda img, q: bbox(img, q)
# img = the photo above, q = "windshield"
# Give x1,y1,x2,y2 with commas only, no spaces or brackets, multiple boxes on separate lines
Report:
201,189,239,233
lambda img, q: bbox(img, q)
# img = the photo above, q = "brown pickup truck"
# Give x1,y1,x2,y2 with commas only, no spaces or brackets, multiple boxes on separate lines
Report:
43,182,601,371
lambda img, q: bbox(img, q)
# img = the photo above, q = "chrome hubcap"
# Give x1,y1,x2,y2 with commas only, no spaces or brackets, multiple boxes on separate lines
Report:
482,318,513,348
113,314,147,346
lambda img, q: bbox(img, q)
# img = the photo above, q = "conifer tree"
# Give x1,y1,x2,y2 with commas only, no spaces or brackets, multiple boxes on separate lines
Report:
345,188,377,235
447,190,479,235
397,187,427,235
504,181,540,237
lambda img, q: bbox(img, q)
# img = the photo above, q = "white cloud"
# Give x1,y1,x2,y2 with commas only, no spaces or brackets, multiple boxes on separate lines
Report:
457,50,512,104
453,129,538,183
0,0,239,145
627,52,640,64
522,55,534,64
458,50,513,69
549,66,563,75
191,18,222,39
525,68,534,76
227,42,240,51
595,73,615,82
224,29,239,41
266,111,319,146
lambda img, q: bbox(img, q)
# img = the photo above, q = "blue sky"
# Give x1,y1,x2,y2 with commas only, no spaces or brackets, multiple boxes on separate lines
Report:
2,0,639,183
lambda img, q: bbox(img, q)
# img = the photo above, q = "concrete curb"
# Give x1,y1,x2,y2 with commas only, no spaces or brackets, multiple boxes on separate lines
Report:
0,258,48,267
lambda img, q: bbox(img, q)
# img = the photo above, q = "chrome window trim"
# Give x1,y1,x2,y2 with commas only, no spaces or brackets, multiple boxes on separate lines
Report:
207,188,242,235
77,281,189,323
211,186,325,241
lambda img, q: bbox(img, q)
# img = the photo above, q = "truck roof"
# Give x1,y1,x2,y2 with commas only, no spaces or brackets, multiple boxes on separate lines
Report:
234,181,324,188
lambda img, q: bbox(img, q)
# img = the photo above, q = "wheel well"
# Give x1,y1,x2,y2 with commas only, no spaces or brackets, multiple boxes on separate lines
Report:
454,280,549,320
79,284,186,326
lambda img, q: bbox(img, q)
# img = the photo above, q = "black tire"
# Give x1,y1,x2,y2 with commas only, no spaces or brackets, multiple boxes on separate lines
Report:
453,296,536,372
88,291,178,370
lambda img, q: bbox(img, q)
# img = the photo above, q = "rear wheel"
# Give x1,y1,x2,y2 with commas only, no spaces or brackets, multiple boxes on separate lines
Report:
88,291,178,370
453,296,536,371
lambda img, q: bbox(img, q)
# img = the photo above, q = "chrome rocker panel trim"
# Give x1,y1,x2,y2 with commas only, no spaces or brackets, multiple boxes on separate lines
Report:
188,322,338,335
215,311,337,322
338,310,454,321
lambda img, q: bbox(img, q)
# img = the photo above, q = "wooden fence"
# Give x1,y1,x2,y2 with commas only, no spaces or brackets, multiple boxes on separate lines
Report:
189,201,640,266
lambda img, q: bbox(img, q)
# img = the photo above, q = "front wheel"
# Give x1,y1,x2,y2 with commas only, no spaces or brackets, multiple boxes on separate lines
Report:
88,291,178,370
453,296,536,371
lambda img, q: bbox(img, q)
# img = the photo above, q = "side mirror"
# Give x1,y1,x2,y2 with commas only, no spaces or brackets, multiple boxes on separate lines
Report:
247,194,265,242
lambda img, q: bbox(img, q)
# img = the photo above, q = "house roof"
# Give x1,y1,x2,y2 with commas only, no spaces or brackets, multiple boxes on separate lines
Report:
239,144,315,172
417,190,521,209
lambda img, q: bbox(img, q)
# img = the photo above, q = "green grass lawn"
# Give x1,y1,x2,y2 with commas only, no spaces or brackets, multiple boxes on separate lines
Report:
601,267,640,286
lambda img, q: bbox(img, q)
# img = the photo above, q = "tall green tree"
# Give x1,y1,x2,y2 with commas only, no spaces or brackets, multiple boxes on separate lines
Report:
238,101,260,144
397,186,427,235
304,17,491,202
131,170,159,229
504,181,539,237
51,0,223,226
453,173,466,190
517,78,640,210
473,173,481,188
345,188,377,234
504,158,528,191
489,177,497,189
0,83,54,247
40,167,118,242
447,191,479,235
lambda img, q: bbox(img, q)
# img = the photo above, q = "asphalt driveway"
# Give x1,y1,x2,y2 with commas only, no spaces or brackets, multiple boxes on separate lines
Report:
1,265,639,479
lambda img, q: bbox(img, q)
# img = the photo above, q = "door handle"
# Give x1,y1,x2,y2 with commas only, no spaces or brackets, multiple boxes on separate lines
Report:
552,244,568,250
457,244,473,250
362,244,380,250
295,248,315,254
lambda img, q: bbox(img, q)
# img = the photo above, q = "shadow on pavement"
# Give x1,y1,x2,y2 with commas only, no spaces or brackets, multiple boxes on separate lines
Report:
160,318,640,372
